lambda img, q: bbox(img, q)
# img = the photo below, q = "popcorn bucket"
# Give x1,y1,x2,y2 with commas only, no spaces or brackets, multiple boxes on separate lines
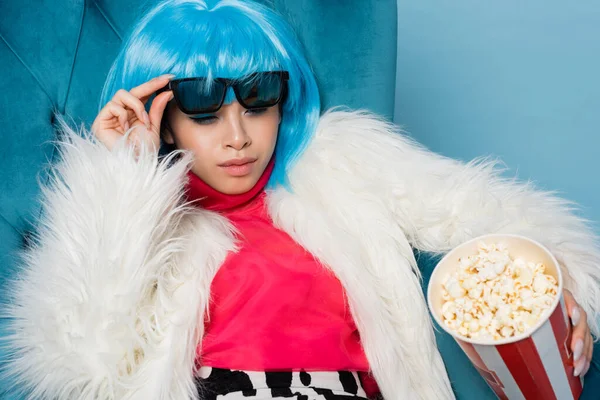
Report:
427,234,583,400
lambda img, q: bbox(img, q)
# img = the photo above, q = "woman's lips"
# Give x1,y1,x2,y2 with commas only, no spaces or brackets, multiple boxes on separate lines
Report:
219,159,256,177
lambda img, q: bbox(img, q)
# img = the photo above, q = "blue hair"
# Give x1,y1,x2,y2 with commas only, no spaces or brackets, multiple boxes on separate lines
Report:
99,0,321,190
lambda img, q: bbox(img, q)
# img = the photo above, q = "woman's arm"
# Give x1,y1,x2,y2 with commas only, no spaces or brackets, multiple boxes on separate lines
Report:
0,117,195,399
316,109,600,337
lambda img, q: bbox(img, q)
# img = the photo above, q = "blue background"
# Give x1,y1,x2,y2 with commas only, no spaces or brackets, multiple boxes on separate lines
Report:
394,0,600,233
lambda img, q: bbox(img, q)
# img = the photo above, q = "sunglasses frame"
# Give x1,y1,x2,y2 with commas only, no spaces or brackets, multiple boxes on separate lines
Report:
155,71,289,115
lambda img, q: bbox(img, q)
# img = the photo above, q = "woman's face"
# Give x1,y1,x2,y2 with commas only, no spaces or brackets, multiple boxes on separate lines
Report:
163,100,280,195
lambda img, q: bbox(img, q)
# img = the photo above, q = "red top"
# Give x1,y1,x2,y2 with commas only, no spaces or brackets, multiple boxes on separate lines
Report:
185,160,379,396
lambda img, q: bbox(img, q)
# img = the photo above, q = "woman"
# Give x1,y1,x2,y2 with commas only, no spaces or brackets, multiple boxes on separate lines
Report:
1,0,598,399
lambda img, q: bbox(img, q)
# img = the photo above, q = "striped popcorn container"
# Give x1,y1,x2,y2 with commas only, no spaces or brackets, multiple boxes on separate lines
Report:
427,234,583,400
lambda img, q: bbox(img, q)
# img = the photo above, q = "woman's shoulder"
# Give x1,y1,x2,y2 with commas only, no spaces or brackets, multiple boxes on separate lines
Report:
294,107,428,175
315,107,398,140
311,107,428,159
280,107,427,197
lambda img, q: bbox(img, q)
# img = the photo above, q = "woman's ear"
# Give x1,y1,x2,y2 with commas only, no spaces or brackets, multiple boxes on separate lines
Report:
160,107,176,145
162,127,175,144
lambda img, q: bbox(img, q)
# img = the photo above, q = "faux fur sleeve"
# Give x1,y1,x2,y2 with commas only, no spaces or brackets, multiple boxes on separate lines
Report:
0,117,196,399
315,108,600,337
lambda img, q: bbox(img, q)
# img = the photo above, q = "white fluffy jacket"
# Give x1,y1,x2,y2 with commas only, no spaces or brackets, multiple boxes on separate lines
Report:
2,109,600,400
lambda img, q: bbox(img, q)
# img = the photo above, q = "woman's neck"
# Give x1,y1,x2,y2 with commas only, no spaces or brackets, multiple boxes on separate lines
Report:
184,158,274,212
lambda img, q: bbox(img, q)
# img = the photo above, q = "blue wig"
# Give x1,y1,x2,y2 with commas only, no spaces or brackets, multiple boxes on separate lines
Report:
99,0,321,189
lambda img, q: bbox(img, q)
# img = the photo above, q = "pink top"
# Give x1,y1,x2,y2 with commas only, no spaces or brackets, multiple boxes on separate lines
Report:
199,192,370,371
185,160,379,396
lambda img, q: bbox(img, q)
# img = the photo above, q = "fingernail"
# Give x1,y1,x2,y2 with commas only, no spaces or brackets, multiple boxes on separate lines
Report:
160,74,176,80
168,92,174,101
143,111,150,125
124,121,129,131
573,339,584,361
583,360,591,376
574,357,586,376
571,307,581,326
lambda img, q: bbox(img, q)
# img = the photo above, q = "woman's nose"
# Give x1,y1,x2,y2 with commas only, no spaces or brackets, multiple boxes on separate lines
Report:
223,107,251,150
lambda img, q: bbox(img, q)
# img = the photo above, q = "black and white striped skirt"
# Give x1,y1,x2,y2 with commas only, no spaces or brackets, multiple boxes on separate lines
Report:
195,367,370,400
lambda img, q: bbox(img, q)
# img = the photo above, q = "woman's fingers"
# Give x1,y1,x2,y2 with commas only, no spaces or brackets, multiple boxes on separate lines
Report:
563,289,577,318
106,101,129,132
92,74,176,152
148,90,173,134
572,321,588,368
92,101,130,149
564,289,592,377
565,290,585,354
574,356,586,377
575,329,590,377
112,89,151,128
581,328,593,376
129,74,175,103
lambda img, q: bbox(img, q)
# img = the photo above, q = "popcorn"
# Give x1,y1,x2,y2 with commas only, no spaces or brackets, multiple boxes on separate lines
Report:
441,241,558,341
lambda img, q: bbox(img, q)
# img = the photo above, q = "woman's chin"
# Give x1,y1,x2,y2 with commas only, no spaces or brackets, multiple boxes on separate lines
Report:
214,175,260,195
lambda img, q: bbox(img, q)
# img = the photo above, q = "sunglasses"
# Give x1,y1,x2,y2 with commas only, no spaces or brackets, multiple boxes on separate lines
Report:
155,71,289,115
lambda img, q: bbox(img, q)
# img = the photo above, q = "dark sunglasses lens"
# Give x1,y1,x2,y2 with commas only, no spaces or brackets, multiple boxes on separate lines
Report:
176,79,226,113
237,74,283,108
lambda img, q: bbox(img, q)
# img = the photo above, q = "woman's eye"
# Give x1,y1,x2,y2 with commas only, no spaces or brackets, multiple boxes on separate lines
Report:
246,107,268,115
191,116,217,125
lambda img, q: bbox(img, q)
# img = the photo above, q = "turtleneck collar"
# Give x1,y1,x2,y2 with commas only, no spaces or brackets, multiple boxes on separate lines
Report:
184,158,274,212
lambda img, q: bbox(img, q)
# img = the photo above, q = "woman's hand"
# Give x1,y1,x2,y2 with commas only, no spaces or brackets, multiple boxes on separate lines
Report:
564,289,594,377
91,74,175,153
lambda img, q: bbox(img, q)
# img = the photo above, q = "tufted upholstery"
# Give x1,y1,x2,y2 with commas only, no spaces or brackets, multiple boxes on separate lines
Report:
0,0,397,285
0,0,398,397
